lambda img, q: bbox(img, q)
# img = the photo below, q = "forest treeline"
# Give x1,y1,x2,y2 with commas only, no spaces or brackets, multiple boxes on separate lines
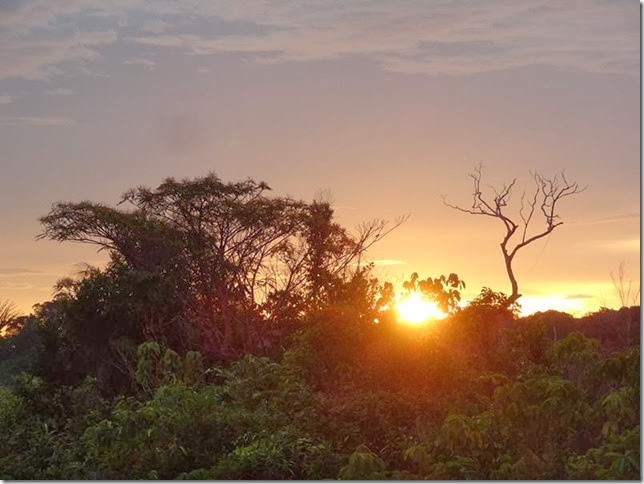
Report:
0,174,639,479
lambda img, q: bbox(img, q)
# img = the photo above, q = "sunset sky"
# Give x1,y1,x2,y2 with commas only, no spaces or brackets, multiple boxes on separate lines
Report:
0,0,639,316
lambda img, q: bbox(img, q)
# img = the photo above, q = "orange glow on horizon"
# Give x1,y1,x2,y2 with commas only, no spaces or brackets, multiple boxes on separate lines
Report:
395,292,447,324
517,295,588,317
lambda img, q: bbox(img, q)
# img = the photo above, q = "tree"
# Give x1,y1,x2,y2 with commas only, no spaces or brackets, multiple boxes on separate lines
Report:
609,261,639,346
443,163,585,308
38,173,402,360
610,261,639,309
262,198,406,320
0,299,20,337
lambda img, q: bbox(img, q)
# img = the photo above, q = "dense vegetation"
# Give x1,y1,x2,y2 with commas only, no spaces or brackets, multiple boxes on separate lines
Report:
0,175,639,479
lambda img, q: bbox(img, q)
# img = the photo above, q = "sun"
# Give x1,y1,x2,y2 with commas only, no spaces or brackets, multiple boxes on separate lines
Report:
395,292,447,324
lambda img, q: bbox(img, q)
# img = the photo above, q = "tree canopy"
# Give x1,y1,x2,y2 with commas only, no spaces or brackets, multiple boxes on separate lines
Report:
0,172,637,480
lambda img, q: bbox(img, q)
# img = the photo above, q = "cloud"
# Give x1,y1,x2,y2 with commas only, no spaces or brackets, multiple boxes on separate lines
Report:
0,116,77,127
0,1,637,81
595,239,640,252
570,213,639,225
0,92,13,104
44,88,74,96
0,268,43,276
132,1,638,76
0,29,117,80
141,19,169,34
0,0,118,80
124,58,156,70
565,294,594,300
0,281,34,290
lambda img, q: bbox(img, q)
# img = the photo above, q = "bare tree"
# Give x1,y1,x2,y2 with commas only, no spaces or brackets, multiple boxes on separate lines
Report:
610,261,640,309
443,163,586,308
609,261,639,346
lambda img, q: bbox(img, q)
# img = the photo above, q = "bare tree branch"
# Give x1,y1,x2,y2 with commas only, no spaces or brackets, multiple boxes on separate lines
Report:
611,261,640,308
444,164,585,307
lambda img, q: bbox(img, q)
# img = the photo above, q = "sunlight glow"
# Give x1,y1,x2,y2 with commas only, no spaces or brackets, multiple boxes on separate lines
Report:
519,295,588,317
395,292,447,324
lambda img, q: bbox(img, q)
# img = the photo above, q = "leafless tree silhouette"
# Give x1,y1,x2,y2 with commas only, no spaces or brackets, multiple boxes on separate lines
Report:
443,163,586,308
611,261,640,308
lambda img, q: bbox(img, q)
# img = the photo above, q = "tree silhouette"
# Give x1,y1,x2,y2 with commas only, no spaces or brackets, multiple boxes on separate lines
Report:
0,298,20,337
443,163,585,308
609,261,639,346
610,261,639,309
38,173,404,359
402,272,465,314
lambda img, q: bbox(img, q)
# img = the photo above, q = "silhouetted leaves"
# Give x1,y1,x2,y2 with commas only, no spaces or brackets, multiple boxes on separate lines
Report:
0,172,636,480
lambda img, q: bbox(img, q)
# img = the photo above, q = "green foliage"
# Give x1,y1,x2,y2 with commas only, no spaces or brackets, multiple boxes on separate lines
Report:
0,319,42,385
281,306,372,390
2,298,640,480
135,341,162,392
0,375,105,479
183,351,205,386
567,427,640,479
600,346,640,389
429,455,480,480
36,262,188,393
598,386,638,439
338,444,386,480
549,332,602,396
319,387,420,455
494,376,589,439
209,429,342,479
216,354,316,424
0,172,636,480
81,351,325,479
82,385,238,479
438,413,492,454
0,386,20,424
134,341,203,393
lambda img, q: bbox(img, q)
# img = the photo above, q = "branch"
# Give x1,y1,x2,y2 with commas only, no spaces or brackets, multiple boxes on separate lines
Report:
444,164,586,305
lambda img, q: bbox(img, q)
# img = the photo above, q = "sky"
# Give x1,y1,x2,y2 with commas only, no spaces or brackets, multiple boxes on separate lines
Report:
0,0,640,316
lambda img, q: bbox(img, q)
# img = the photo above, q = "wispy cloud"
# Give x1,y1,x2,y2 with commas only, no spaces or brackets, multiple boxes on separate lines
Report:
44,88,74,96
0,26,117,80
0,281,34,290
0,1,636,82
0,116,77,127
124,58,157,70
0,92,13,104
132,1,638,76
594,238,640,252
141,18,170,34
0,268,43,276
569,213,639,225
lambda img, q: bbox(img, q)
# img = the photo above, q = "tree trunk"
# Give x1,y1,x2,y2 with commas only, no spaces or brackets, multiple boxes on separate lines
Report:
503,251,521,308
